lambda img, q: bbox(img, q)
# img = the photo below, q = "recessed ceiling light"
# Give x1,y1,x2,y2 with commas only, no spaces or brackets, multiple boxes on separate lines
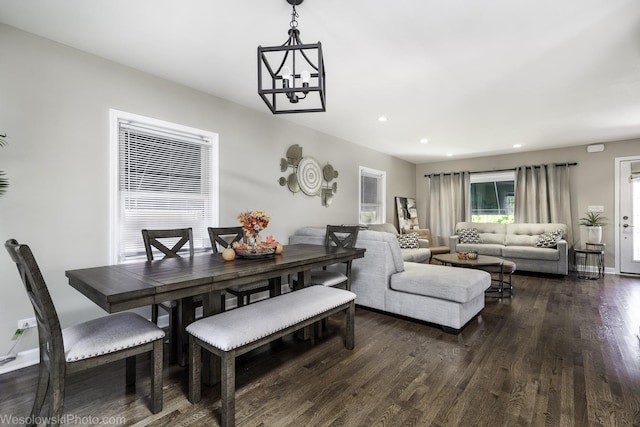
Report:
513,144,522,148
446,153,453,157
420,138,429,144
377,116,388,122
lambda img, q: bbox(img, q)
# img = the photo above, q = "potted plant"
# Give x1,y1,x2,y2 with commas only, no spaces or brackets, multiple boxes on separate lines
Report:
579,212,608,243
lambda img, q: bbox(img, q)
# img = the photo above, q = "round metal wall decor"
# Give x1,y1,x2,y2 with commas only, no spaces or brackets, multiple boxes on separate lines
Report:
278,144,339,207
297,157,322,195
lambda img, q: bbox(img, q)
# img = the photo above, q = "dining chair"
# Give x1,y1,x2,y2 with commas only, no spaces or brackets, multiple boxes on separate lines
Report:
208,226,275,308
142,228,198,364
294,225,360,291
5,239,164,422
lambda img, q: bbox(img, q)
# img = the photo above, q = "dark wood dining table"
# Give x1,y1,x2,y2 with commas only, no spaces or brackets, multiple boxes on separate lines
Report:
65,243,365,382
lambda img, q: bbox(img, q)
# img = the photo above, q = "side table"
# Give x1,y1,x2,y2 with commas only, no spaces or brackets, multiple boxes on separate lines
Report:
586,243,605,277
575,245,605,279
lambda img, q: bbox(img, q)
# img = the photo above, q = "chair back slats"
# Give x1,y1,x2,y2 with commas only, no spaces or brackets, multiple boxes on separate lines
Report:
208,227,244,253
325,225,359,249
5,239,66,371
141,228,194,261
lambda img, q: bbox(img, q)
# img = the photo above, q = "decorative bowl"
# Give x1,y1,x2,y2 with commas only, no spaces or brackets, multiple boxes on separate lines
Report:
234,246,276,259
457,252,468,260
467,251,478,260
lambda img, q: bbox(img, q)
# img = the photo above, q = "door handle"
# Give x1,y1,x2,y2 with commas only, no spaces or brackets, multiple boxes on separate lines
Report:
623,224,632,228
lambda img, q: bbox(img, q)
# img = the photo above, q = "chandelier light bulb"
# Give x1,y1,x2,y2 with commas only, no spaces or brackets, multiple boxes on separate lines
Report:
281,65,293,88
301,70,311,84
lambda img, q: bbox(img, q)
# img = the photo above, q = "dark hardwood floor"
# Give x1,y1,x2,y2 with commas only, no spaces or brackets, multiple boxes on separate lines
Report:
2,272,640,426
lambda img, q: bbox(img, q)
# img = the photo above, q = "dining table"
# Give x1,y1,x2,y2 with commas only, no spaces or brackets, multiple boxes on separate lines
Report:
65,243,366,384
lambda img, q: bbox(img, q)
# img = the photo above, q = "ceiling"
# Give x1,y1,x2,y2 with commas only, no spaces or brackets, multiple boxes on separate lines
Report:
1,0,639,164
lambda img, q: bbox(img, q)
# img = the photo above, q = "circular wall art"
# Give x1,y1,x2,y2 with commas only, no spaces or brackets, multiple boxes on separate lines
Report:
278,145,339,207
297,157,322,196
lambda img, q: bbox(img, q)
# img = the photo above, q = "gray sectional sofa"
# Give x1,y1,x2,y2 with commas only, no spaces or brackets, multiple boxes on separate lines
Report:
449,222,569,275
365,222,431,263
290,227,491,333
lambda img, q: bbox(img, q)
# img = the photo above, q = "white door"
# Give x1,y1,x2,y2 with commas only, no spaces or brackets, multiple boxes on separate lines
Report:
619,159,640,274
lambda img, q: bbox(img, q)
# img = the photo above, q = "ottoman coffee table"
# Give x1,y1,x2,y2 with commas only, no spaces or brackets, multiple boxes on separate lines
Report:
433,253,515,297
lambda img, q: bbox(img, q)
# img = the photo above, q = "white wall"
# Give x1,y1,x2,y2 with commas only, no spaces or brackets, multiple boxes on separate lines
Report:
0,24,416,356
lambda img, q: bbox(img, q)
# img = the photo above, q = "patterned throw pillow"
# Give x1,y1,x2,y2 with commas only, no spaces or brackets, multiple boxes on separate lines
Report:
457,228,481,244
536,229,564,248
397,233,420,249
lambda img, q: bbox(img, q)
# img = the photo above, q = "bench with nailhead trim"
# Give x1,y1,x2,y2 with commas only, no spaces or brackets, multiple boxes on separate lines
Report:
186,285,356,427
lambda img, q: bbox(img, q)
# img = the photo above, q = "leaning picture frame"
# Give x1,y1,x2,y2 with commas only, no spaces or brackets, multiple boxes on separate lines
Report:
395,196,420,233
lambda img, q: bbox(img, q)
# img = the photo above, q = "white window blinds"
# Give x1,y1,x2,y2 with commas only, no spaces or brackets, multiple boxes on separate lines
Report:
112,111,218,262
359,167,386,224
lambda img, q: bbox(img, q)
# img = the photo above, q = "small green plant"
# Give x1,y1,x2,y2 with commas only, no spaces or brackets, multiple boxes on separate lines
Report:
579,212,607,226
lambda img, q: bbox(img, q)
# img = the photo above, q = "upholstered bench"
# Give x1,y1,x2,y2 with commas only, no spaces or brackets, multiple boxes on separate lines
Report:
186,285,356,427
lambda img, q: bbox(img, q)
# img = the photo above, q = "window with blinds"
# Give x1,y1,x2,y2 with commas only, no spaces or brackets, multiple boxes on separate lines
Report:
359,166,386,224
110,110,219,263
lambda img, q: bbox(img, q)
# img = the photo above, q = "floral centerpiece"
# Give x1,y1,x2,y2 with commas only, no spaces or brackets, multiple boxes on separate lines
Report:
232,210,280,257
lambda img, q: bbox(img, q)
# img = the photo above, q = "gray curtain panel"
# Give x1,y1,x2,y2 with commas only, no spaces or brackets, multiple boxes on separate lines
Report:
515,163,573,244
428,172,470,246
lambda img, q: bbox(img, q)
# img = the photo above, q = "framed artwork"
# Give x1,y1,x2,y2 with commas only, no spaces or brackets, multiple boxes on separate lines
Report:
395,197,420,233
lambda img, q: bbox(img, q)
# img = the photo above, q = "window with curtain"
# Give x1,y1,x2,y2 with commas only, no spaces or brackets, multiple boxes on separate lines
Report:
359,166,386,224
110,110,219,263
470,171,515,223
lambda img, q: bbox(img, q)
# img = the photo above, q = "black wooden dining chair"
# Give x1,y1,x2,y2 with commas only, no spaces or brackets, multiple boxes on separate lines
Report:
142,228,197,364
208,226,275,308
294,225,360,291
5,239,164,423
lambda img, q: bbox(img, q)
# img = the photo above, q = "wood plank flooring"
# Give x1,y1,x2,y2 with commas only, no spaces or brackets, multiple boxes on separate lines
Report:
1,272,640,426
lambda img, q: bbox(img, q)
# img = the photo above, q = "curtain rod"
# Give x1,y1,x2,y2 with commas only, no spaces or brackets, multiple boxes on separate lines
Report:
423,162,578,178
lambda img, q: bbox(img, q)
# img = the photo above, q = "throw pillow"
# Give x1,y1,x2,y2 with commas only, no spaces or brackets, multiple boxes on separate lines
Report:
536,229,564,248
457,228,481,244
397,233,420,249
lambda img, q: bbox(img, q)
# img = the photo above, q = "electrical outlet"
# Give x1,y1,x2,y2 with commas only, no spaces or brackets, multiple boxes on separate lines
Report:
17,317,36,329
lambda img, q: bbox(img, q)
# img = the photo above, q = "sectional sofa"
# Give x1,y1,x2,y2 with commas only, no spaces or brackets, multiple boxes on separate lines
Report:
290,227,491,333
365,222,431,263
449,222,569,275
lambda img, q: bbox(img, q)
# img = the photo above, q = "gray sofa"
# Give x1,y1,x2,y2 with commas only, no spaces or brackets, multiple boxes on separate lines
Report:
365,223,431,263
449,222,569,275
290,227,491,333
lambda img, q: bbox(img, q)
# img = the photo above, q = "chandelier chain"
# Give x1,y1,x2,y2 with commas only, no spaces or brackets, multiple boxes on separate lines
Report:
290,4,299,29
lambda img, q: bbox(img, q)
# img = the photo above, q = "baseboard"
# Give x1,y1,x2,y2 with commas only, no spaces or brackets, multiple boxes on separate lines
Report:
0,347,39,375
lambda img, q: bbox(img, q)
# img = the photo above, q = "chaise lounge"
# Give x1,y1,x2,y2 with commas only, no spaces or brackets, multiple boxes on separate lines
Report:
290,227,491,333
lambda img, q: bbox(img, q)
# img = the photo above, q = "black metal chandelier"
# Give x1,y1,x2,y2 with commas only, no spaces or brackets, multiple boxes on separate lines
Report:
258,0,326,114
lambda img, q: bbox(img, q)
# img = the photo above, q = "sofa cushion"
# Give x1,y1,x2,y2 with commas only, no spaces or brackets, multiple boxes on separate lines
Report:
396,232,419,249
536,229,564,248
502,245,560,261
366,223,399,234
457,228,481,244
456,243,504,256
456,222,506,245
400,248,431,263
505,223,568,247
390,263,490,304
292,227,405,274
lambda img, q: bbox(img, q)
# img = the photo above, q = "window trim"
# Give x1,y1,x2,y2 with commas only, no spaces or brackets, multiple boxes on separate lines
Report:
109,109,219,264
359,166,386,225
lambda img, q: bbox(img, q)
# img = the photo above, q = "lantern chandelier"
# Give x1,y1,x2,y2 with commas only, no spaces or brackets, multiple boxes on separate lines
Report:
258,0,326,114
